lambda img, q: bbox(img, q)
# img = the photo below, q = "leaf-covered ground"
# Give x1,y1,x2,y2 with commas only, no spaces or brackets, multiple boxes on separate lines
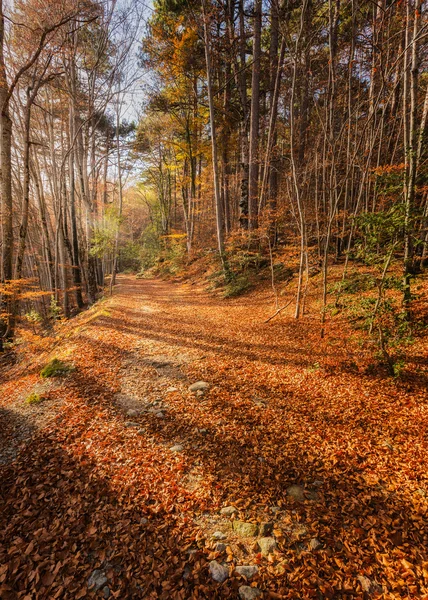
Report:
0,276,427,599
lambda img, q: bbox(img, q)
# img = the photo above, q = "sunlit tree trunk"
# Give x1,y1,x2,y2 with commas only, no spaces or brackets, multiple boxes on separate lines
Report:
0,0,13,347
248,0,262,230
202,0,225,259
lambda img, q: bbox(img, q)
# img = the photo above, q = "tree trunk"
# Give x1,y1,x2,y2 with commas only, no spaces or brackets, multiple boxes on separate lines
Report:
0,1,14,347
202,0,225,259
248,0,262,230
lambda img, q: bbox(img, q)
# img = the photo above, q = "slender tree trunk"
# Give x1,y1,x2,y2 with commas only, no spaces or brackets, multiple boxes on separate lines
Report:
238,0,249,227
202,0,225,259
0,0,14,347
403,0,420,305
110,103,124,293
248,0,262,230
68,98,84,308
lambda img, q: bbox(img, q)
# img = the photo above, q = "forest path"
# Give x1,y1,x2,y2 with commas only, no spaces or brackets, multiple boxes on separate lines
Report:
0,276,427,599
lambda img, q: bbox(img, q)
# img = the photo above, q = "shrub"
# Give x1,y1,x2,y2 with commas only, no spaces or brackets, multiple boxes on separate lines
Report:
25,392,44,405
40,358,73,378
223,274,251,298
49,296,62,321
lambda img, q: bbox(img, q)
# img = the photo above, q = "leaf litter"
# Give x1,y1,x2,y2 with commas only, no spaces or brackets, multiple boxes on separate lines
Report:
0,276,427,599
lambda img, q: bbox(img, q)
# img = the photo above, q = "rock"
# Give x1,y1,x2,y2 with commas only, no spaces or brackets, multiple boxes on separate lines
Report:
220,506,238,516
126,409,139,417
212,531,227,540
233,521,259,537
235,565,259,579
259,522,273,537
196,390,205,397
170,444,184,453
166,387,179,392
188,381,210,393
137,429,146,435
140,517,148,525
239,585,262,599
102,586,110,599
155,412,164,419
258,537,277,556
88,569,108,591
287,484,305,502
209,560,229,583
215,543,226,553
308,538,322,551
357,575,373,593
124,421,139,428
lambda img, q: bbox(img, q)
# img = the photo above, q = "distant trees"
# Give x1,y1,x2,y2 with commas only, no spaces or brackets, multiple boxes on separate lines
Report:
0,0,141,350
137,0,428,316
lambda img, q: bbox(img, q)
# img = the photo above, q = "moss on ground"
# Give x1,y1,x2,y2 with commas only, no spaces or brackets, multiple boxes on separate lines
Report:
40,358,73,378
25,392,44,405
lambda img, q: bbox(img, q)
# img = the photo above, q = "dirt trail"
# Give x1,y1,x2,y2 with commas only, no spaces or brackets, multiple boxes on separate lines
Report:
0,277,427,599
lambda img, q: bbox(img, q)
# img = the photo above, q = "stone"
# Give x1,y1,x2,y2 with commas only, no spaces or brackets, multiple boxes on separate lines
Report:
126,409,139,417
212,531,227,540
233,521,259,537
220,505,238,516
357,575,373,593
357,575,381,594
140,517,148,525
239,585,262,599
215,542,226,553
188,381,210,393
209,560,229,583
170,444,184,453
155,412,164,419
102,586,110,599
235,565,259,579
125,421,139,428
258,537,277,556
308,538,322,551
167,387,179,392
196,390,205,397
259,522,273,537
137,429,146,435
287,484,305,502
88,569,108,591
